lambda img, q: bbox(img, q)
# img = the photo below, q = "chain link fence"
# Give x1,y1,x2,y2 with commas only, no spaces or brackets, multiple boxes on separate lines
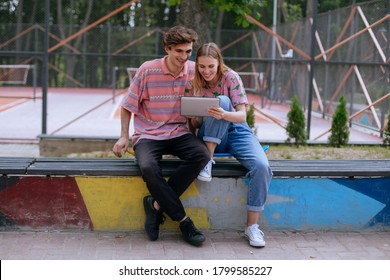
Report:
0,0,388,140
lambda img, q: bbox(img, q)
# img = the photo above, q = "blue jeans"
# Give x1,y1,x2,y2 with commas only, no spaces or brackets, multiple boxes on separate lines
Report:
134,134,210,221
198,96,272,211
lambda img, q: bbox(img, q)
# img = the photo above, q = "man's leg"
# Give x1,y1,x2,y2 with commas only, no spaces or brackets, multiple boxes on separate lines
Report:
166,134,209,246
134,139,187,222
166,134,210,196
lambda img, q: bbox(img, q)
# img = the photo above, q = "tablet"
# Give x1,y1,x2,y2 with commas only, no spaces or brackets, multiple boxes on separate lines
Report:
180,96,220,117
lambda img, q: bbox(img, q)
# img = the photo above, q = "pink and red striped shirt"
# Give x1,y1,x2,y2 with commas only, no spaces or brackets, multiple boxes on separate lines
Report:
121,56,194,145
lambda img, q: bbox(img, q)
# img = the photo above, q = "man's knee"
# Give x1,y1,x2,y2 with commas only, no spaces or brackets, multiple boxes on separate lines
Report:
138,161,160,179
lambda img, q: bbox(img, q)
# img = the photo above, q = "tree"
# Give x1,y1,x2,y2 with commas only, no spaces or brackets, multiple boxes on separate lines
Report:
56,0,93,87
168,0,267,46
383,113,390,146
286,96,306,146
328,95,349,147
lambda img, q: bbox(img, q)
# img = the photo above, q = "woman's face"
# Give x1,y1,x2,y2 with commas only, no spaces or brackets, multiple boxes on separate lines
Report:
197,56,219,84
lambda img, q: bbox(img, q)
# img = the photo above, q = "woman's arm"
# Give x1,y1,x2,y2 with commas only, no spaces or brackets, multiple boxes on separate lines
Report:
207,103,247,123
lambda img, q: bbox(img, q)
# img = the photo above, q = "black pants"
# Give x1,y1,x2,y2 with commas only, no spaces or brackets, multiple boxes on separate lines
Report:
134,134,209,221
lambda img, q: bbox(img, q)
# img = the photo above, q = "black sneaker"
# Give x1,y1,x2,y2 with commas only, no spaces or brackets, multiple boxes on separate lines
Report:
143,195,165,241
179,217,205,246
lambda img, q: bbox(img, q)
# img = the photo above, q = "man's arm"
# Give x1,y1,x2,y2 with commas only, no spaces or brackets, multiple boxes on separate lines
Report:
112,107,132,157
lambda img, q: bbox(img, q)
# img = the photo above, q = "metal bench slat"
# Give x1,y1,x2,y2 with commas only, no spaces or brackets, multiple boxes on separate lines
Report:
1,157,390,178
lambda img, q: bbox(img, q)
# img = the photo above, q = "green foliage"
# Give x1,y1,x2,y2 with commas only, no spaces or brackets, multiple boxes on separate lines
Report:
168,0,267,28
286,96,307,146
383,113,390,146
246,103,255,129
281,2,303,22
328,95,349,147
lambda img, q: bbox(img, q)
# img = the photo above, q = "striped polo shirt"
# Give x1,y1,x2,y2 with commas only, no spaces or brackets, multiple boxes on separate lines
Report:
122,56,194,145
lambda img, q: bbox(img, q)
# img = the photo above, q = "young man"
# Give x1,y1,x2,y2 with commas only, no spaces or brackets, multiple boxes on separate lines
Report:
112,26,210,247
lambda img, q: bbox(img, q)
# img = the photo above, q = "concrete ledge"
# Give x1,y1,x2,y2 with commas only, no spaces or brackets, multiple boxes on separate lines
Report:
38,135,383,158
39,135,117,156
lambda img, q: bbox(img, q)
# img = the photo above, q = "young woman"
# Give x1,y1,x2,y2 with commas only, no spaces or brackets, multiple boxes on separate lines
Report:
190,42,272,247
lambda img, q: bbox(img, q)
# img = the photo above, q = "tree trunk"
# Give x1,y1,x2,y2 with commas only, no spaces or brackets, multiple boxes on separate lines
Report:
15,0,24,63
215,10,224,46
279,0,289,22
24,0,38,52
176,0,211,48
57,0,93,87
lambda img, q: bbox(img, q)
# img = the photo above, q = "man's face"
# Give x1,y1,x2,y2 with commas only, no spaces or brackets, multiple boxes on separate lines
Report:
165,42,193,72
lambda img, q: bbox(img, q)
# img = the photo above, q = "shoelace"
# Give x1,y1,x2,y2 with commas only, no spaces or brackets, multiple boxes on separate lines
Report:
250,225,264,238
188,223,200,236
182,220,200,236
204,159,215,172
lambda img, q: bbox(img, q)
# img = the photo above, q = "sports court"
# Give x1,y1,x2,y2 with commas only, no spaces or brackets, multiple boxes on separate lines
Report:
0,85,383,144
0,1,387,145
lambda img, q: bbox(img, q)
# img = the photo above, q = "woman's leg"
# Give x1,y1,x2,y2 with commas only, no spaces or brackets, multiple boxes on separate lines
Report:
227,123,272,218
197,95,233,155
226,124,272,247
197,96,232,181
247,211,260,227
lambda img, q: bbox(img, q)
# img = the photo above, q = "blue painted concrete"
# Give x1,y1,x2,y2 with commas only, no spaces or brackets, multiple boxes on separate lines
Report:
264,178,389,230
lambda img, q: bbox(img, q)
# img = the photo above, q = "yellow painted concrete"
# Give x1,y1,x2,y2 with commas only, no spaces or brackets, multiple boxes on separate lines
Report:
76,177,210,230
76,177,149,230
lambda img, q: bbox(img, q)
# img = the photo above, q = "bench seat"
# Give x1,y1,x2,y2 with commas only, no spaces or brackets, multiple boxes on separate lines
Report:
1,157,389,178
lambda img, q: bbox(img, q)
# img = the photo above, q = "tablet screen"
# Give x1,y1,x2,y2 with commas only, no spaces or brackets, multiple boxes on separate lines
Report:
180,96,220,117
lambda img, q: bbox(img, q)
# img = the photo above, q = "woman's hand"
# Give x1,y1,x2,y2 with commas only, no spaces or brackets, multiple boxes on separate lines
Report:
207,104,247,123
207,106,225,120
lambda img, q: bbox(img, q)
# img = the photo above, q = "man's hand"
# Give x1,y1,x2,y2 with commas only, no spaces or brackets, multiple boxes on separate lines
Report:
112,136,130,158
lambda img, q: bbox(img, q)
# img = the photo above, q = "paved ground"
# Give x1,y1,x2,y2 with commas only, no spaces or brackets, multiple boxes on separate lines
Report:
0,143,39,157
0,229,389,260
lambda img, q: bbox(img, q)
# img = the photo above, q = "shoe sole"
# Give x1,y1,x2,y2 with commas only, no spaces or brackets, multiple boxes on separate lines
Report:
187,240,205,247
244,234,266,247
197,175,212,182
185,236,206,247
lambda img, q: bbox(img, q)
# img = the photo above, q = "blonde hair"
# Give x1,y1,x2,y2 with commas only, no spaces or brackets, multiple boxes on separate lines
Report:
193,42,228,95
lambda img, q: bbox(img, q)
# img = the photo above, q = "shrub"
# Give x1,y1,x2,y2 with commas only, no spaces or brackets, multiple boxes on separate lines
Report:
328,95,349,147
246,103,255,130
286,96,306,146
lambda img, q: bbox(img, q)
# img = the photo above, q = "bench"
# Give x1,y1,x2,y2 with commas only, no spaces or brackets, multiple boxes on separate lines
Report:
0,64,37,100
237,71,264,95
1,156,390,232
2,156,390,177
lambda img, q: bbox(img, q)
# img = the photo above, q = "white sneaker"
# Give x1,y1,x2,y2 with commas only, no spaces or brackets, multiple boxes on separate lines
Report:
244,224,266,247
197,159,215,182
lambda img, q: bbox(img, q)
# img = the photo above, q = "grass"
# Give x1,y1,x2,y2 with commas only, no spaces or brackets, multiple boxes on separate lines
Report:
265,145,390,160
65,144,390,160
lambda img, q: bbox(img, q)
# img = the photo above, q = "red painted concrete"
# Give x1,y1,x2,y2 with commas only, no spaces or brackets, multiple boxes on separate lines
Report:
0,177,92,229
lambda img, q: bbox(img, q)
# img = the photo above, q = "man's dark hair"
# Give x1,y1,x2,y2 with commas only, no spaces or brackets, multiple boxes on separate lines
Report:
163,26,198,48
